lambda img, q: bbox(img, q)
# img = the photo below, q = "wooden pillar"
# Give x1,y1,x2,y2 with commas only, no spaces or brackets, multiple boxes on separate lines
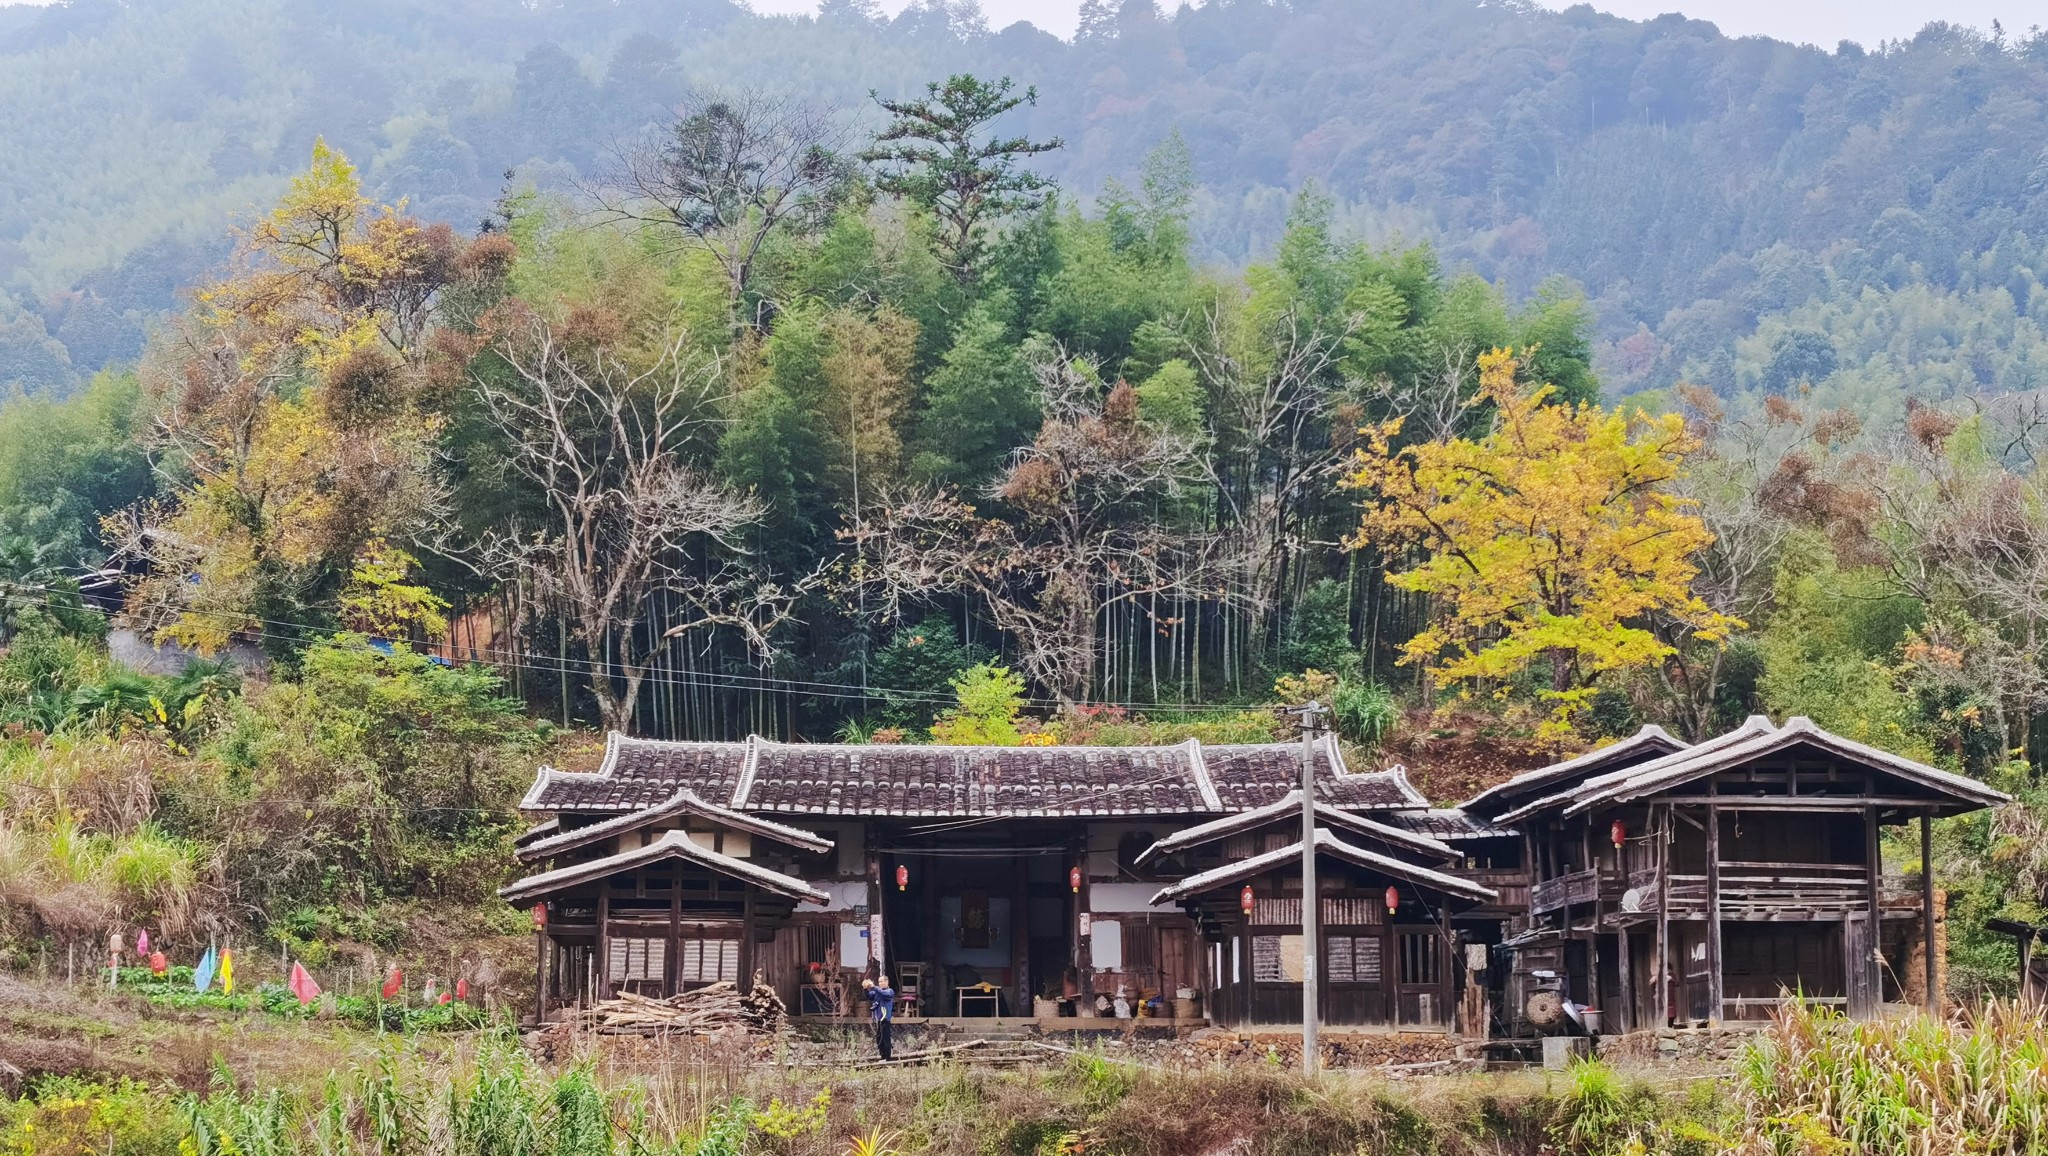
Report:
866,854,884,980
1616,930,1634,1034
1075,835,1095,1006
1854,805,1882,1018
1704,805,1722,1027
668,877,682,997
1655,804,1671,1028
740,887,757,993
1011,840,1031,1016
595,890,610,1005
533,927,547,1024
1921,813,1937,1015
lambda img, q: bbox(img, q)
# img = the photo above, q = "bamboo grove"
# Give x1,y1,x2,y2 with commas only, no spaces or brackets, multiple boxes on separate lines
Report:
1,74,1596,745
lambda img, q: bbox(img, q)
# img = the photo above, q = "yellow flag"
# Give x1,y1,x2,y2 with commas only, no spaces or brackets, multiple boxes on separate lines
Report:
221,948,235,994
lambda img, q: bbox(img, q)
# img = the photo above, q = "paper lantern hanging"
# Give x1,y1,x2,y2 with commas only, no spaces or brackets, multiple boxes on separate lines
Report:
1240,885,1255,917
1069,866,1082,893
531,903,548,930
1385,885,1400,915
895,864,909,891
1611,819,1627,849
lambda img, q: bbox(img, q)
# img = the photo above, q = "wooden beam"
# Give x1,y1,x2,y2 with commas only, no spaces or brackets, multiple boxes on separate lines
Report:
1921,812,1937,1015
1645,796,1966,811
1705,804,1722,1027
1656,803,1671,1029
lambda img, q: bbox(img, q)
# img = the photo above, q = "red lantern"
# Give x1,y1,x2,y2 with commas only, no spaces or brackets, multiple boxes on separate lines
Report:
1385,885,1400,915
1240,885,1255,917
531,903,547,930
1611,819,1627,849
1070,866,1082,893
895,864,909,891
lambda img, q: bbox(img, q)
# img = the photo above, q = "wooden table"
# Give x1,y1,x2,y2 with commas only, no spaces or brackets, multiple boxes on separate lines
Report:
956,986,1002,1017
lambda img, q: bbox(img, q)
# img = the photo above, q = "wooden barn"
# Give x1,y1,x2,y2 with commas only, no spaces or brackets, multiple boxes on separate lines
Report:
1486,716,2009,1031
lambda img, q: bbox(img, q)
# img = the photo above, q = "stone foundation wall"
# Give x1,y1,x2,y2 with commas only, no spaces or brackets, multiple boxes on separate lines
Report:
1188,1030,1462,1069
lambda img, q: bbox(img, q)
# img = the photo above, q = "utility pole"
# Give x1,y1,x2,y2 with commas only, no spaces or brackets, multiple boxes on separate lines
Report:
1292,700,1330,1077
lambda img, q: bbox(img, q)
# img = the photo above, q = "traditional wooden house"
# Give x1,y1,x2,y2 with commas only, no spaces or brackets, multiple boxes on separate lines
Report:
1487,716,2009,1031
1140,803,1497,1028
504,733,1472,1026
504,716,2009,1037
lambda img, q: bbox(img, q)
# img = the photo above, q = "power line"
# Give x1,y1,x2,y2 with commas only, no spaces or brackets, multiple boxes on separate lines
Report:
4,584,1282,717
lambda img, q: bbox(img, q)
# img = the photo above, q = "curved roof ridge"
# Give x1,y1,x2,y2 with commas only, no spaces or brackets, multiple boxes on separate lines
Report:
1150,828,1497,907
1495,715,1775,824
500,829,829,906
1462,723,1689,812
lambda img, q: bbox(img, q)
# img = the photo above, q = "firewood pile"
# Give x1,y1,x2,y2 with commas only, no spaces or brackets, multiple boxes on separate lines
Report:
556,982,787,1037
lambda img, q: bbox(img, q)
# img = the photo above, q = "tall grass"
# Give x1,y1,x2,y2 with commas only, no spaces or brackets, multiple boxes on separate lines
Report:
0,811,205,940
1734,999,2048,1154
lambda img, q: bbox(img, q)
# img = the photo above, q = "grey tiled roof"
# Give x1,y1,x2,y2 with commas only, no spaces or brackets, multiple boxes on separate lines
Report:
516,733,1426,819
520,736,748,812
740,740,1207,816
1497,716,2010,824
1385,808,1521,841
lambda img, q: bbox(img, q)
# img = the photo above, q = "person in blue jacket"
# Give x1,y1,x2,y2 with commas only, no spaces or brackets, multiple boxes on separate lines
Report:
862,974,896,1060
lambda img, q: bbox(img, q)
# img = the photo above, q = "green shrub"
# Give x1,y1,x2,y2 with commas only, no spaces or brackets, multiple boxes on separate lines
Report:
1331,679,1397,746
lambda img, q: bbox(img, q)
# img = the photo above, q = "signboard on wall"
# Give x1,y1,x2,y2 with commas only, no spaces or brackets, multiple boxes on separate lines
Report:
840,922,869,970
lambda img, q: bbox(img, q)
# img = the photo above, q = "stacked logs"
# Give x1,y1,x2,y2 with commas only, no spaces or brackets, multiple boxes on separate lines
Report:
561,981,787,1036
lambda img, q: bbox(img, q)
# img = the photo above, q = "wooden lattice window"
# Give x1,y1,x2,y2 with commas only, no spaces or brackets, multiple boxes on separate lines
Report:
607,937,666,983
1325,935,1383,985
1397,932,1442,986
678,938,740,984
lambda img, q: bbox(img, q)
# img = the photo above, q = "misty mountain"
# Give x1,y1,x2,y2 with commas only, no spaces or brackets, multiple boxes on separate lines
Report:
2,0,2046,410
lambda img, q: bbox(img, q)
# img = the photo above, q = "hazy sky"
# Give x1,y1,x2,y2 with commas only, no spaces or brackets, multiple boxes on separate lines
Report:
747,0,2025,47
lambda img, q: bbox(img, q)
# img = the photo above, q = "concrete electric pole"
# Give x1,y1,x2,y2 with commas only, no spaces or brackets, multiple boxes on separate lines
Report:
1291,699,1330,1076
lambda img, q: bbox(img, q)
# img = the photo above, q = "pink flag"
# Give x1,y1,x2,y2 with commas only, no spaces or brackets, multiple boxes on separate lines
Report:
288,961,321,1006
381,966,403,1000
136,930,150,956
456,978,469,1000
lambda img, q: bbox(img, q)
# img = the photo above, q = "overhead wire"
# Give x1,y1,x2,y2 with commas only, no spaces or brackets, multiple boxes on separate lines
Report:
1,583,1280,715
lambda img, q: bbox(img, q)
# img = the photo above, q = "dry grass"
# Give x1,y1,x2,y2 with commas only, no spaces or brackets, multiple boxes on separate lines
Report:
1731,999,2048,1155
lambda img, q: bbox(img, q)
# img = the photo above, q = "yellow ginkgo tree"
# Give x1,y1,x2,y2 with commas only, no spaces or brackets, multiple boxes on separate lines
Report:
120,140,510,653
1344,348,1738,734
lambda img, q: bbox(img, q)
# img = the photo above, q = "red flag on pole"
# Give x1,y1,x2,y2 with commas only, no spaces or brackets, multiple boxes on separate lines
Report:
455,978,469,1000
381,965,404,1000
288,961,322,1006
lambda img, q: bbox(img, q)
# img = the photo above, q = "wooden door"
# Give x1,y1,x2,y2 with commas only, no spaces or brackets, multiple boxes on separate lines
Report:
1393,927,1450,1027
1844,913,1878,1018
1160,925,1193,997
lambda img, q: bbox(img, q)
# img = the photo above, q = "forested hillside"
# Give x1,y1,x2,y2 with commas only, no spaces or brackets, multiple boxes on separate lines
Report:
3,0,2048,415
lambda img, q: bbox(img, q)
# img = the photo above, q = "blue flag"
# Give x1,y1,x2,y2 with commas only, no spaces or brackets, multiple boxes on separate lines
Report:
193,944,218,992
